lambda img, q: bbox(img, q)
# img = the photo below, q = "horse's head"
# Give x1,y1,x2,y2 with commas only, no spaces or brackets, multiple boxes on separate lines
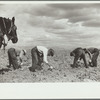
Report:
6,17,18,43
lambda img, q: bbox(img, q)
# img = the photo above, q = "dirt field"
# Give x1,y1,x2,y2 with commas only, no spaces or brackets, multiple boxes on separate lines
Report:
0,47,100,83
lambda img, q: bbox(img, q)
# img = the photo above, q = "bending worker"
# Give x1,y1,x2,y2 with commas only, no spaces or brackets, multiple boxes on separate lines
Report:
7,48,26,70
84,47,99,67
30,46,54,72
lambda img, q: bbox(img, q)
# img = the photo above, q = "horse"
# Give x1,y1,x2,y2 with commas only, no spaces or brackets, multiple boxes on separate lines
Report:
0,17,18,49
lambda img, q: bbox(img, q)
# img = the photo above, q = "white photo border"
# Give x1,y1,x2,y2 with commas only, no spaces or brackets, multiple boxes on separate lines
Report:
0,1,100,99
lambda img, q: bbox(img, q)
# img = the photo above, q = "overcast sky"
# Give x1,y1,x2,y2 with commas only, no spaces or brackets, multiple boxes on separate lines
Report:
1,3,100,49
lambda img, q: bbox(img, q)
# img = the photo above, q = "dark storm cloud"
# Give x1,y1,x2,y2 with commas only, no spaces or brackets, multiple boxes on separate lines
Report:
16,4,67,29
33,6,58,17
48,4,100,10
15,4,100,28
47,4,100,24
82,20,100,27
69,14,98,23
48,4,90,10
20,4,58,18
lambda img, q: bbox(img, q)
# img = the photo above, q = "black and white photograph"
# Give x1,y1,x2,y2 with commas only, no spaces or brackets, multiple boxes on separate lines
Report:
0,1,100,83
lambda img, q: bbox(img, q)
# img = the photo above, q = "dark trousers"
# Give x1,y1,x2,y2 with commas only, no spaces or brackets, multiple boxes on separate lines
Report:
92,49,99,67
8,48,20,70
31,47,43,71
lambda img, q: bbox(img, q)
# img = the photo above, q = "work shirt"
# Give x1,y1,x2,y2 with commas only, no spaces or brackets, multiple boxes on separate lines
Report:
87,48,98,54
72,47,84,56
37,46,48,64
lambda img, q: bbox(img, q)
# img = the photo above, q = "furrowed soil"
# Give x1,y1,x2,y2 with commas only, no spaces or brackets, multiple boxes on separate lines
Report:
0,47,100,82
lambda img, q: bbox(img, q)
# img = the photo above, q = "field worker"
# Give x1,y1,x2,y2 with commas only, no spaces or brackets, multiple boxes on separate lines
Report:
16,49,27,66
70,47,88,68
30,46,54,72
7,48,26,70
83,47,99,67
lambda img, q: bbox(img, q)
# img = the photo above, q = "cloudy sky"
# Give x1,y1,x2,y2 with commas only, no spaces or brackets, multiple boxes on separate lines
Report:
1,3,100,49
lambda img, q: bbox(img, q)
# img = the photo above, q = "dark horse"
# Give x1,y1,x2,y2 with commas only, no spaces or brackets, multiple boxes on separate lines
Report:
0,17,18,48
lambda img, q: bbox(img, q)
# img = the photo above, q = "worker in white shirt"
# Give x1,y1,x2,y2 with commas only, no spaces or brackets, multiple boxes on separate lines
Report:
30,46,54,72
7,48,26,70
